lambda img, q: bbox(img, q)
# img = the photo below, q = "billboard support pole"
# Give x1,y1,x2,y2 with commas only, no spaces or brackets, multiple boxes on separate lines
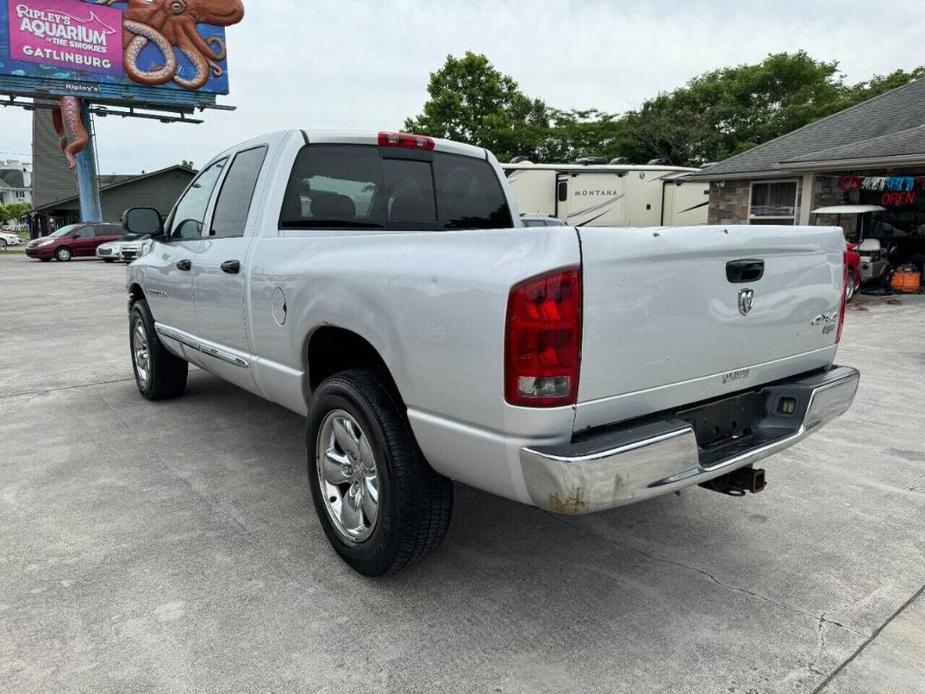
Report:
75,101,102,223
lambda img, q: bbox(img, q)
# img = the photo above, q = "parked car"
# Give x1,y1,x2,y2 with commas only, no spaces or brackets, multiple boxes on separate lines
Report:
0,231,23,249
123,130,859,576
26,223,124,262
96,234,151,263
119,236,154,263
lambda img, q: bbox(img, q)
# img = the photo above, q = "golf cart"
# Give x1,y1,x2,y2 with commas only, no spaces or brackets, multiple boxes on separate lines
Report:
813,205,897,290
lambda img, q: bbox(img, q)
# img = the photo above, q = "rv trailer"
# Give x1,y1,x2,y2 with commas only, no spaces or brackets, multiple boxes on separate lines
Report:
503,162,710,227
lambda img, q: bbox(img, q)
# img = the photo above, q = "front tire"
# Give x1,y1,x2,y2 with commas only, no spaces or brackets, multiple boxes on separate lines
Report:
55,246,73,262
307,369,453,576
129,299,188,401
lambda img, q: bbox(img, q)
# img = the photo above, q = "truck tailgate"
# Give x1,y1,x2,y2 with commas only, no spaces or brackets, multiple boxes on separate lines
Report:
575,224,846,429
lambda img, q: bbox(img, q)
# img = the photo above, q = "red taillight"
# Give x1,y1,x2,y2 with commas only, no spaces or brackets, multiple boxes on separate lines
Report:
378,131,436,151
836,250,848,343
505,268,582,407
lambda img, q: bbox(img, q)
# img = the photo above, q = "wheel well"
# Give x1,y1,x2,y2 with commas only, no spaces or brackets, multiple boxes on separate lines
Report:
307,327,395,395
129,283,146,307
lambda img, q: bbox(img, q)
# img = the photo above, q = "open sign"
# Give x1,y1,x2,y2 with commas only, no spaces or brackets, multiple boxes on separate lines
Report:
881,191,917,206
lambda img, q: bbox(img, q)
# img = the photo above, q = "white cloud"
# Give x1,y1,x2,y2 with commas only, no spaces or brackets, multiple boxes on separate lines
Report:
1,0,921,172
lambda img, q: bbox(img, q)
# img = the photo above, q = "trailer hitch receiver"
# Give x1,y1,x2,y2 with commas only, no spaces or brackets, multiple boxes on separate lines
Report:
700,466,766,496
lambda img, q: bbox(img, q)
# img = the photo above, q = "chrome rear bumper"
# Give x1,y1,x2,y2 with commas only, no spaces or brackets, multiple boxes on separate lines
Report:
520,366,860,514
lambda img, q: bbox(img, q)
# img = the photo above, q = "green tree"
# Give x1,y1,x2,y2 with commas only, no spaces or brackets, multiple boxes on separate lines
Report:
404,52,551,162
180,160,195,170
0,202,31,225
844,67,925,106
543,109,626,162
619,53,925,165
619,51,848,165
405,51,924,166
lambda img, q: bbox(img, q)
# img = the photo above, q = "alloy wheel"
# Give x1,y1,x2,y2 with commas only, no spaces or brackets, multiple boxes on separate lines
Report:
132,321,150,389
315,409,381,544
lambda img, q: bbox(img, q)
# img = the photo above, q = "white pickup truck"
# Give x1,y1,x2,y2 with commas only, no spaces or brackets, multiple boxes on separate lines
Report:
124,130,859,576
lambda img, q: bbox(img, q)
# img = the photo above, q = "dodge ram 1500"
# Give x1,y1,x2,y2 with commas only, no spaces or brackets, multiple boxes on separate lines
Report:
124,130,859,575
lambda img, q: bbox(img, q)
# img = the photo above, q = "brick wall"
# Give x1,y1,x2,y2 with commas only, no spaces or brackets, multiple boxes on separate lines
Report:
708,178,807,225
707,180,750,224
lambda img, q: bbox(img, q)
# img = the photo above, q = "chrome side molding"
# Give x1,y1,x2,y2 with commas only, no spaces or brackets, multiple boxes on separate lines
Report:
155,324,250,369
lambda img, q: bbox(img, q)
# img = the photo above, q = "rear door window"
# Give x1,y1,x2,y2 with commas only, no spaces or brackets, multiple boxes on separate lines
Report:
211,146,268,238
280,145,512,231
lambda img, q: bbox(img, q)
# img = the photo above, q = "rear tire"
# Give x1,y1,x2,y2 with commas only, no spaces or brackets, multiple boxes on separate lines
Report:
55,246,72,262
129,299,188,401
306,368,453,576
846,271,857,303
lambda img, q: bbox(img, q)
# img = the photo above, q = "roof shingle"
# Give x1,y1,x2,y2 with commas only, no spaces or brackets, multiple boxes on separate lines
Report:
689,78,925,179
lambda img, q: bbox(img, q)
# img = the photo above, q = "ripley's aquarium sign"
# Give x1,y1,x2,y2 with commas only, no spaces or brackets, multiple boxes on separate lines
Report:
0,0,244,108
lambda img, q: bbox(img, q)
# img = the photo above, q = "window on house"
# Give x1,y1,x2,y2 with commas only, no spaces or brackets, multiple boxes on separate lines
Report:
749,181,798,225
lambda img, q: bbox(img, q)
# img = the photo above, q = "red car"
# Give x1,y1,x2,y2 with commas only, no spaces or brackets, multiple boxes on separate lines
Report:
846,242,861,302
26,223,125,262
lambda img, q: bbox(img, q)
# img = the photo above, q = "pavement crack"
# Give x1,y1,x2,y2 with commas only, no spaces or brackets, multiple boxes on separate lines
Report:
810,582,925,693
809,612,829,677
0,377,135,401
553,515,868,639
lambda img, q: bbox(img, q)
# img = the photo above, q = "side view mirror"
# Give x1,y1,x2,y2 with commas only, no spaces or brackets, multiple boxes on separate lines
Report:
123,208,163,237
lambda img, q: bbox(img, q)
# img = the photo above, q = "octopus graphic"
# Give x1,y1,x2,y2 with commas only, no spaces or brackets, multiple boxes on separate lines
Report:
52,97,90,169
98,0,245,90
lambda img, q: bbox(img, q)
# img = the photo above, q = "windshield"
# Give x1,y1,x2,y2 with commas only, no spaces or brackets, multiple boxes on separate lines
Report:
49,225,81,238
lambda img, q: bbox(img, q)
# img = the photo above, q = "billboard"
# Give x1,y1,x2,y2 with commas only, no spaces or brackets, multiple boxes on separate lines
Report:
0,0,244,109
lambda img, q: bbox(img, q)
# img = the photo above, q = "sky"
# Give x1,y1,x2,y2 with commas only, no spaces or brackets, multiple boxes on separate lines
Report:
1,0,923,174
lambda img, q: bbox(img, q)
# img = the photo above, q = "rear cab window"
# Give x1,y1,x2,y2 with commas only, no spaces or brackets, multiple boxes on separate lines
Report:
279,145,512,231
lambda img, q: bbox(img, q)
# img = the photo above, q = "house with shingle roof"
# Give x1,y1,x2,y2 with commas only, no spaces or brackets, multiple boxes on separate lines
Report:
687,78,925,239
0,160,31,207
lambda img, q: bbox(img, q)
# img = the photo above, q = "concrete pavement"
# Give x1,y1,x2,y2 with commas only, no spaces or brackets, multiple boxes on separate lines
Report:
1,255,923,693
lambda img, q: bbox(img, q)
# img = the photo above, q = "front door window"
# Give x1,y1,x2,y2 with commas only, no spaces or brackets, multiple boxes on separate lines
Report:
167,159,227,240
